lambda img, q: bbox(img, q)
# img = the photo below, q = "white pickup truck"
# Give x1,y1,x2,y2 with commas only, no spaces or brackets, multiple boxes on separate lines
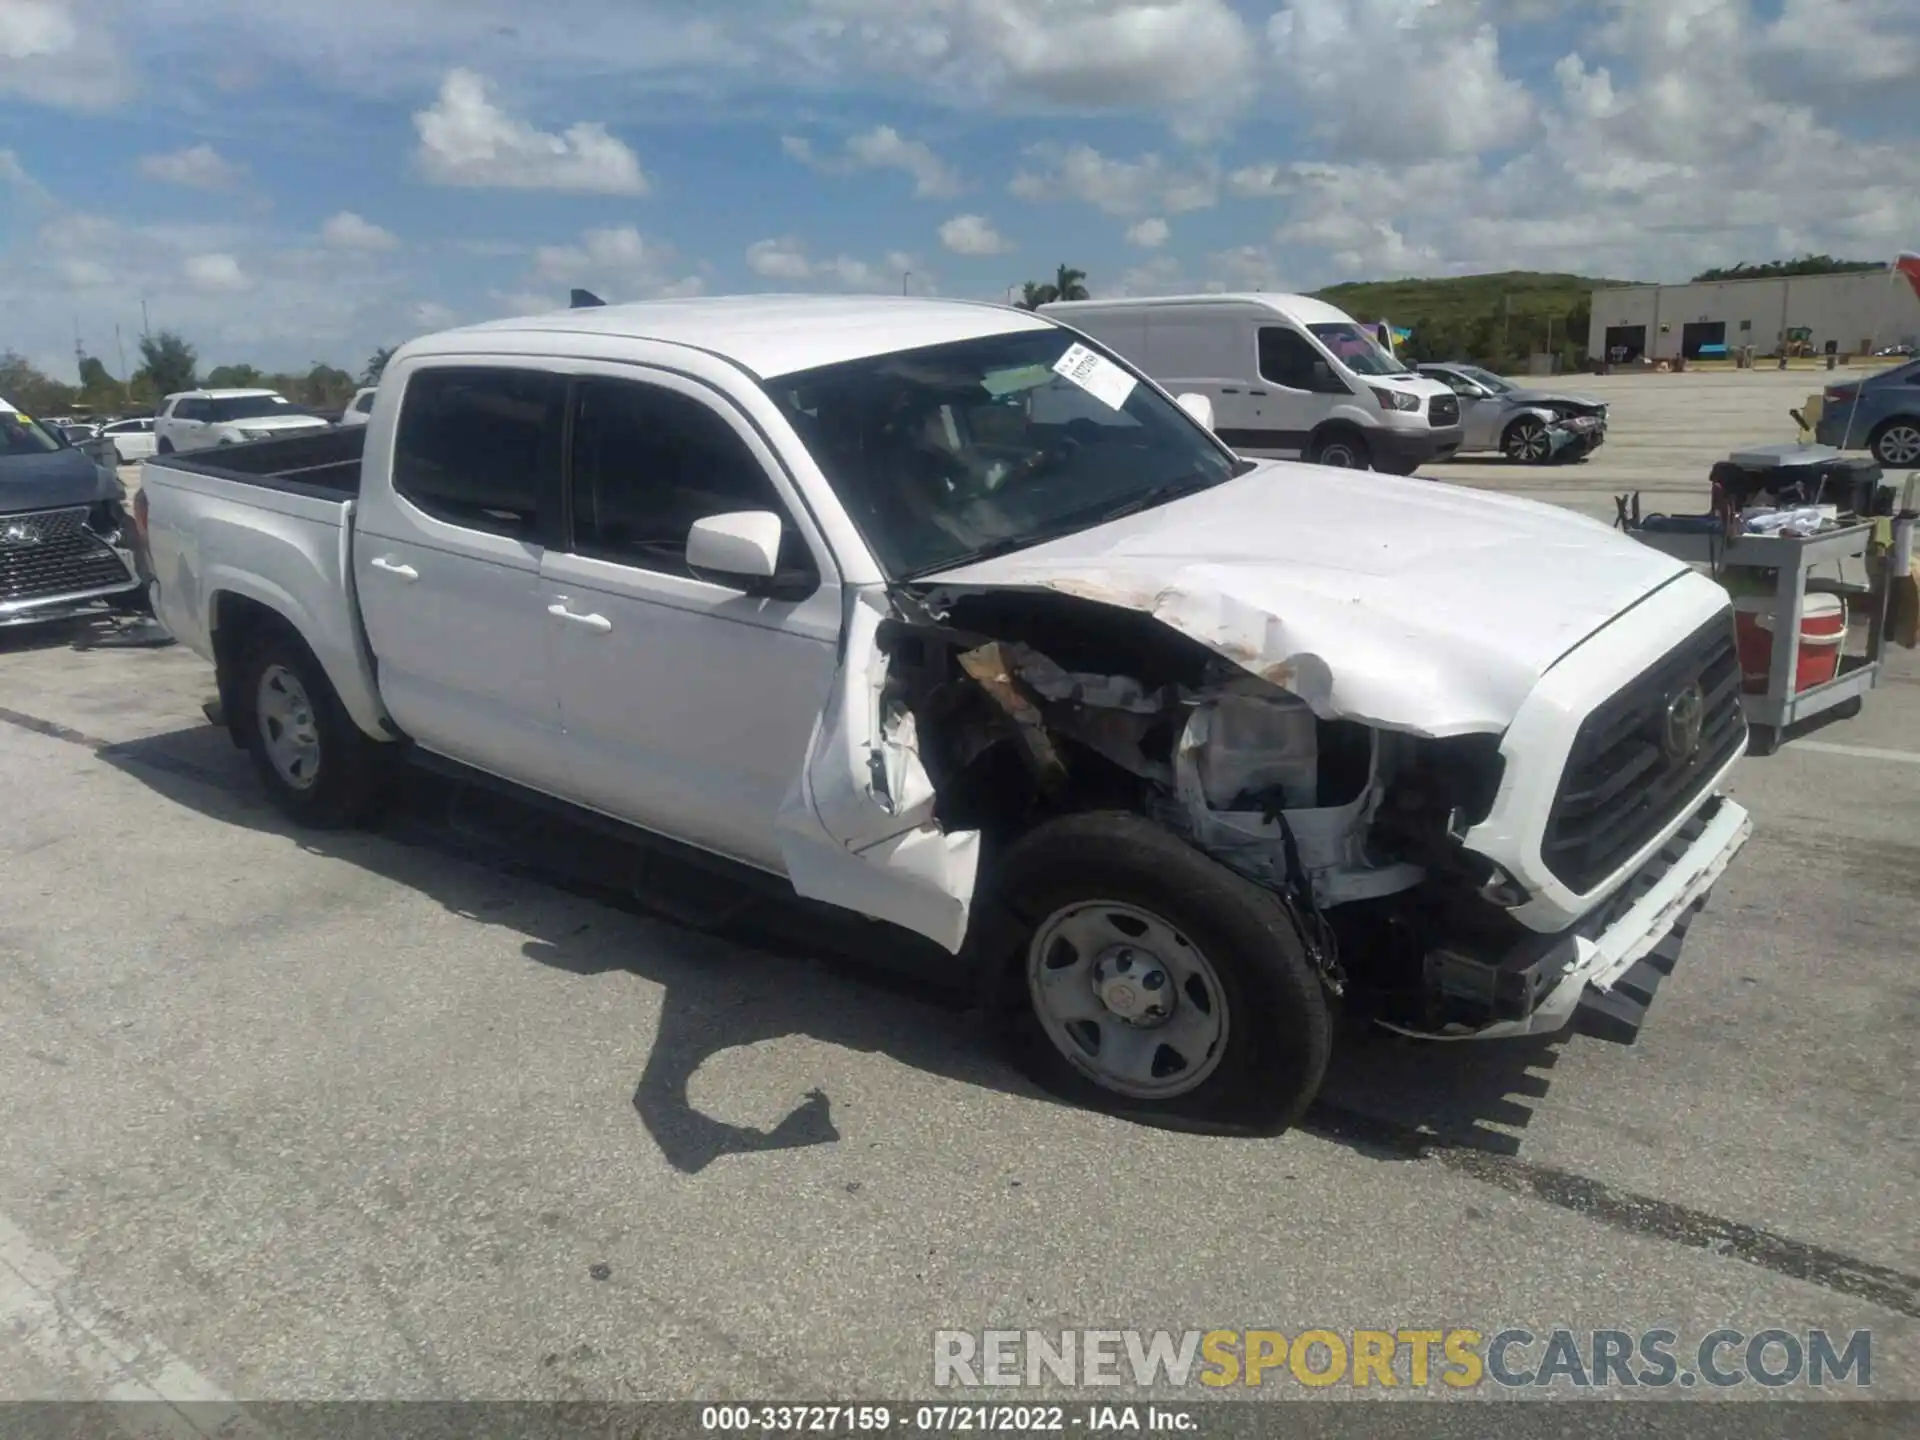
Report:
137,295,1752,1134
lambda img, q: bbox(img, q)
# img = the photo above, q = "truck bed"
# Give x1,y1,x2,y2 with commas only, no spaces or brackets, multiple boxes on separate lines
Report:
156,426,365,501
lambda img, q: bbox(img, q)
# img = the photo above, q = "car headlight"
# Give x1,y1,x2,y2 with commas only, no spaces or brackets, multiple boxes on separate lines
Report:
1370,386,1422,413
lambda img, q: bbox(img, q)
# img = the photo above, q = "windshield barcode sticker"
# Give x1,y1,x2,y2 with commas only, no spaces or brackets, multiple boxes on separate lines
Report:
1052,343,1137,412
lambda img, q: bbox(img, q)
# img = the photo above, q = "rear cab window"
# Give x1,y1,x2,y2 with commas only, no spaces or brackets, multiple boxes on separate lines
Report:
391,367,566,541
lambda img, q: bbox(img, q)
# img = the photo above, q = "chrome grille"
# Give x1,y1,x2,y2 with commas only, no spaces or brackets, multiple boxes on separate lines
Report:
1540,612,1744,894
0,506,136,606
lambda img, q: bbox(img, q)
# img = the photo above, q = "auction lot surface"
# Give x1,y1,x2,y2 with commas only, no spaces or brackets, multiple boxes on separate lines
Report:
2,366,1917,1426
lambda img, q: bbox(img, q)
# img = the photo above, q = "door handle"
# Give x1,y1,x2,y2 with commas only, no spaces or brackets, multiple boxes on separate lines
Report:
1220,387,1241,394
369,556,419,581
1248,389,1269,397
548,603,612,634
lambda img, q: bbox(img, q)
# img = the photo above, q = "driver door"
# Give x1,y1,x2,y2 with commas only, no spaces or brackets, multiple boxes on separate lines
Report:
541,371,843,871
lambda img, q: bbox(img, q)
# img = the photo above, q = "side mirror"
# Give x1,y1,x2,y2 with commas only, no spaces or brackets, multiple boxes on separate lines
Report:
687,510,782,582
1175,393,1215,432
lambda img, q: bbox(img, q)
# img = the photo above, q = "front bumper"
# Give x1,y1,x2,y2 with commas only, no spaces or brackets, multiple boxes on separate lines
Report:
1383,795,1752,1043
1373,424,1464,468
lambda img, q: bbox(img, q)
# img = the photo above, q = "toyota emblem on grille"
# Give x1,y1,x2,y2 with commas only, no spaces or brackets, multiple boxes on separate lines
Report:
1660,682,1706,764
0,521,44,548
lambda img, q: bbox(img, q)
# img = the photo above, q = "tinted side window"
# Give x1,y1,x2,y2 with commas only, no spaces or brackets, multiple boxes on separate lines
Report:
1258,327,1324,389
393,368,565,540
568,378,810,578
355,392,376,413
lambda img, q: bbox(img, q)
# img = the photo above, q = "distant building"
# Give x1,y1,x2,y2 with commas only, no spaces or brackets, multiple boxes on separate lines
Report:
1587,268,1920,363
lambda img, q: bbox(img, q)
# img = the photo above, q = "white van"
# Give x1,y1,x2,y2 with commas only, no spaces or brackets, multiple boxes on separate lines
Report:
1039,294,1464,475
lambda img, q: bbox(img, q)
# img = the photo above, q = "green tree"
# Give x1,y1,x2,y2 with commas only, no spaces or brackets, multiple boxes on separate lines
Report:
76,355,125,412
136,330,199,397
1052,264,1090,302
362,346,397,386
303,363,356,407
1693,255,1882,282
205,363,268,388
1015,280,1057,311
0,352,78,414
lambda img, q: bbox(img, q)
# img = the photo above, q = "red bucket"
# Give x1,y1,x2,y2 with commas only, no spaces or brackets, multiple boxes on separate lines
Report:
1733,594,1846,694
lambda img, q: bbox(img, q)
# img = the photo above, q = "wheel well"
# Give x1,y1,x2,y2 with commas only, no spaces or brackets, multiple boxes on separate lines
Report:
1502,413,1544,441
1308,421,1367,455
210,593,301,747
1868,413,1920,440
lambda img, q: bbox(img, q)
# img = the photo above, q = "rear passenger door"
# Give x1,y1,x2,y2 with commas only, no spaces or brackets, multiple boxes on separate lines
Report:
542,371,841,871
352,364,576,797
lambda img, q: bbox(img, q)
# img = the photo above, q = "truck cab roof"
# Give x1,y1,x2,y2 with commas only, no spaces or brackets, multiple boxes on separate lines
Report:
423,294,1056,381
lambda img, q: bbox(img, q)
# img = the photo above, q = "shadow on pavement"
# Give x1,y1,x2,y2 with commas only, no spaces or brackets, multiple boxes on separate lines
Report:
99,719,1568,1172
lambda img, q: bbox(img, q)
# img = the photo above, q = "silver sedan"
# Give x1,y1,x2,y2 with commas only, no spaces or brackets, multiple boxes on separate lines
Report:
1417,362,1609,463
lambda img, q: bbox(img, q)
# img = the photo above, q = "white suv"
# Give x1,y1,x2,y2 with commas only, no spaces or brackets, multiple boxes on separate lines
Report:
155,389,332,454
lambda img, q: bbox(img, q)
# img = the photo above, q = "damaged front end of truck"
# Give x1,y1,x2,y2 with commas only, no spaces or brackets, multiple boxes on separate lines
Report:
776,579,1569,1041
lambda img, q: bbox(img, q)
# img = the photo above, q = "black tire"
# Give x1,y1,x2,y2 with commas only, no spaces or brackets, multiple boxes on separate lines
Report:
1503,416,1552,464
1868,418,1920,469
1306,428,1371,471
235,624,388,827
975,812,1333,1135
1376,454,1423,477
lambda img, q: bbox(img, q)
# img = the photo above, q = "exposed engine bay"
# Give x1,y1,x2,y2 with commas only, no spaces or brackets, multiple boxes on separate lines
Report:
863,586,1543,1036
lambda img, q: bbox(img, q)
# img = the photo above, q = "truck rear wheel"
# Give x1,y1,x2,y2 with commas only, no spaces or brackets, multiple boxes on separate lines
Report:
979,812,1332,1135
237,627,387,828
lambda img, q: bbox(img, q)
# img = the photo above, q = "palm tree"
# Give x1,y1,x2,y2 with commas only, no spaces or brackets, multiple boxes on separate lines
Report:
1053,264,1089,302
1016,280,1058,311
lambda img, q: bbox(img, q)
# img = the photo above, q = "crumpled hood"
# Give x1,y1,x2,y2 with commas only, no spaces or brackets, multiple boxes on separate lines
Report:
921,460,1691,737
0,446,117,513
1505,388,1606,410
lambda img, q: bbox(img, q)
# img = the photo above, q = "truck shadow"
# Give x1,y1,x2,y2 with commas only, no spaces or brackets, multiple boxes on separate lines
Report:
98,721,1563,1172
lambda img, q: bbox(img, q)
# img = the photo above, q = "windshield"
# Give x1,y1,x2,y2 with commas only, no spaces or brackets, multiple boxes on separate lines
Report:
0,409,65,458
1455,364,1516,393
1307,323,1407,377
763,328,1244,579
209,394,303,422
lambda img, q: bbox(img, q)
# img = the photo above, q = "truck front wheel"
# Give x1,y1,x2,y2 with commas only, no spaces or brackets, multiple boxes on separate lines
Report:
237,627,387,828
980,813,1332,1135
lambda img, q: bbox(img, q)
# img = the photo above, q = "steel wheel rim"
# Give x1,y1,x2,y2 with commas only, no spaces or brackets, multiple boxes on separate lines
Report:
256,664,322,791
1319,442,1360,468
1508,421,1549,462
1026,900,1230,1100
1880,425,1920,465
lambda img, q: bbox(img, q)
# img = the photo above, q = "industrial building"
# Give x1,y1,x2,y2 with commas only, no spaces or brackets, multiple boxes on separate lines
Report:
1587,267,1920,363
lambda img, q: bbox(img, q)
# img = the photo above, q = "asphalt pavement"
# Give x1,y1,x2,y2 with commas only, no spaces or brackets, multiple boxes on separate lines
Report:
2,369,1917,1428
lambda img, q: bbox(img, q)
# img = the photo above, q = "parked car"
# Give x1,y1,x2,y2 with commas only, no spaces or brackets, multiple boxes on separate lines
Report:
339,387,378,427
1816,357,1920,467
97,416,160,463
1040,294,1464,475
154,388,332,454
1416,363,1610,463
0,396,146,628
140,296,1751,1134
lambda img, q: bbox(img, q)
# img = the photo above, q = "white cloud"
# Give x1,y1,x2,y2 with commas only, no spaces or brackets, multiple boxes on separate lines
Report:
528,226,704,301
413,68,648,194
183,253,253,293
1010,143,1217,217
1112,253,1187,297
138,145,244,191
1267,0,1532,162
745,237,927,292
0,0,134,109
1125,217,1169,249
321,211,399,251
784,0,1258,134
408,301,459,330
782,124,963,198
746,237,817,281
939,214,1014,256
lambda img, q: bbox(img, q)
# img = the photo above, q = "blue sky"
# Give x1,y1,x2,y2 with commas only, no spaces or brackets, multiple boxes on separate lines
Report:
2,0,1915,377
